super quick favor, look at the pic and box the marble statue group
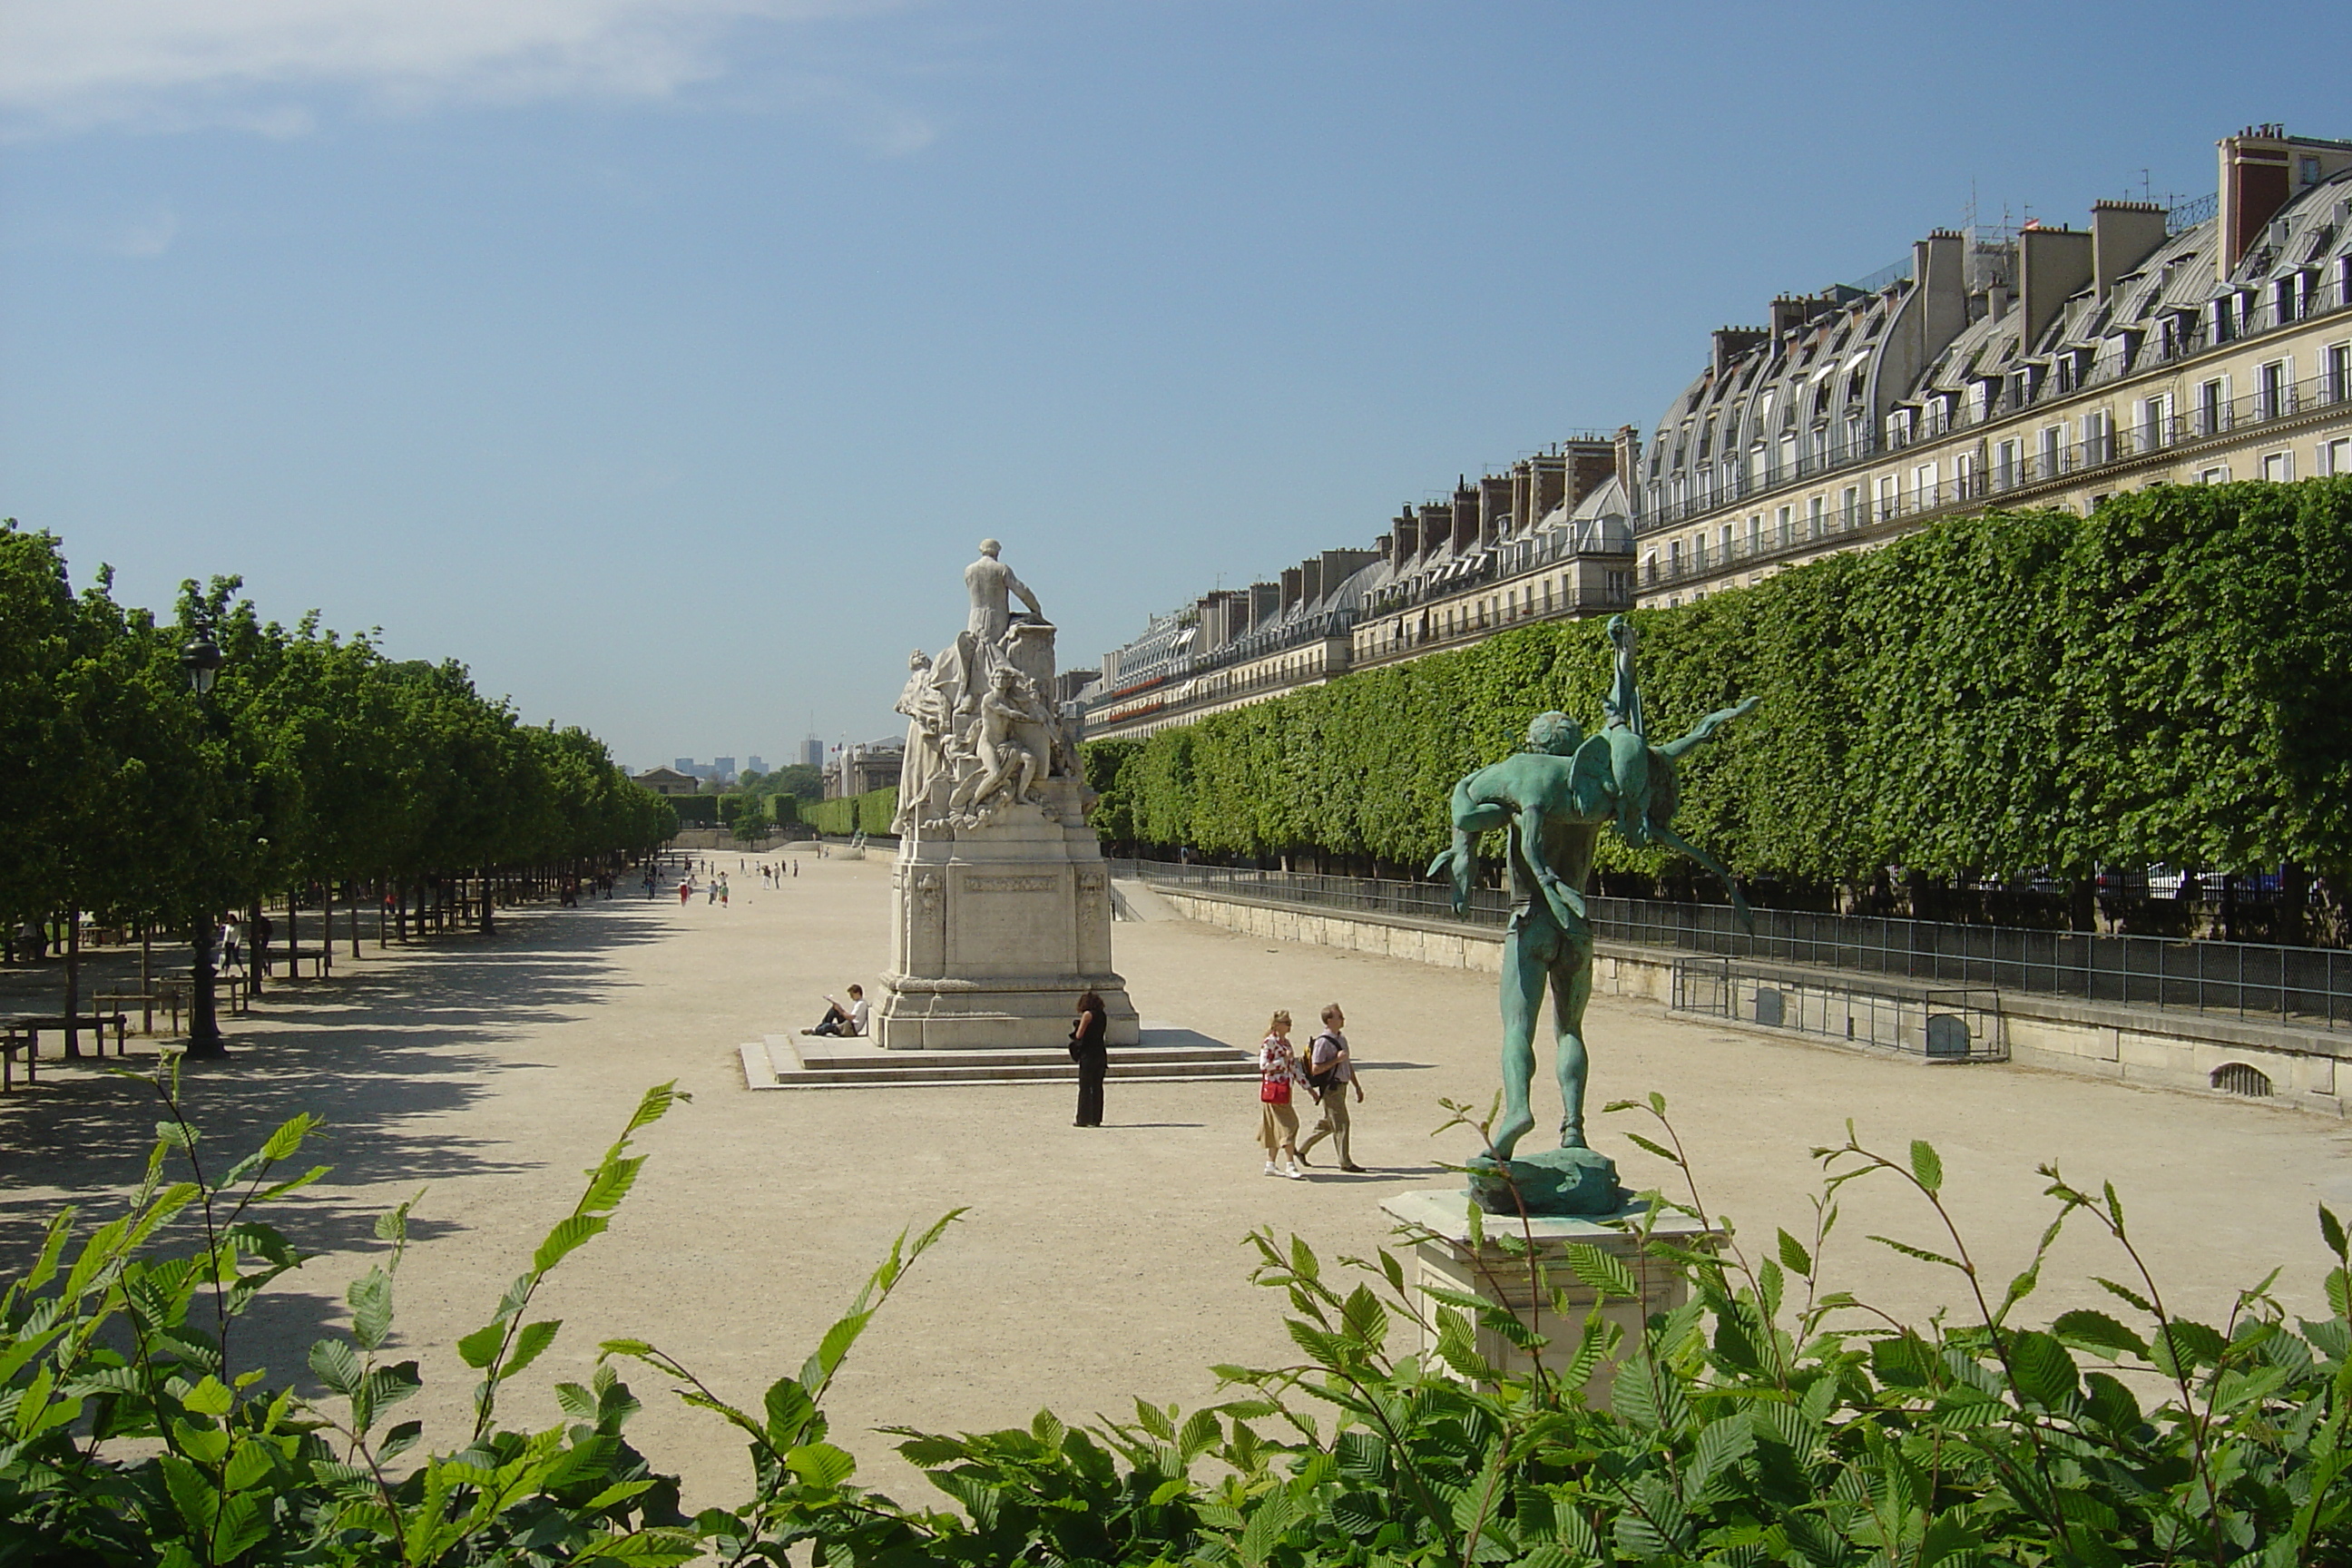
[872,539,1137,1052]
[891,539,1081,835]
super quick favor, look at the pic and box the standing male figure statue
[965,538,1043,648]
[1428,617,1758,1213]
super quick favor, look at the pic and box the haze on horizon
[2,0,2338,769]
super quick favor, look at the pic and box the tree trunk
[480,865,495,936]
[64,914,82,1060]
[2067,877,2096,935]
[141,921,154,1034]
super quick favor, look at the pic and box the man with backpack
[1297,1004,1367,1172]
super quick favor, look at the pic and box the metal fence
[1114,858,2351,1032]
[1672,958,2006,1063]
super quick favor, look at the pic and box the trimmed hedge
[663,793,719,826]
[807,787,898,838]
[1087,479,2352,888]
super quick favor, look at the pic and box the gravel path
[3,845,2346,1510]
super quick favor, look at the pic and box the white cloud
[0,0,916,137]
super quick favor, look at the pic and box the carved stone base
[874,777,1138,1052]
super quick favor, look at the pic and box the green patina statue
[1427,614,1757,1214]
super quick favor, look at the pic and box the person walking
[718,873,730,908]
[679,877,694,906]
[1257,1011,1307,1178]
[1296,1004,1367,1172]
[1069,989,1108,1127]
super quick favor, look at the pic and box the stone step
[743,1027,1259,1091]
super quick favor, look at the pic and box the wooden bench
[95,987,173,1035]
[273,945,332,979]
[4,1014,130,1056]
[0,1025,34,1092]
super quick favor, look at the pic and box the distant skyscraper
[746,754,767,775]
[802,737,823,769]
[673,757,696,774]
[713,756,737,782]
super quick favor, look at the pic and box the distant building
[823,740,905,799]
[1636,124,2352,604]
[672,757,697,775]
[801,737,824,769]
[632,767,701,798]
[712,757,737,783]
[1084,122,2352,734]
[746,754,767,775]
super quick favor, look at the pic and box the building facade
[1635,127,2352,605]
[1082,125,2352,740]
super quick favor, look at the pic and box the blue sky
[2,1,2340,770]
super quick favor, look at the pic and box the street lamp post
[181,626,228,1061]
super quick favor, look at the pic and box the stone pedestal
[873,777,1139,1051]
[1380,1190,1720,1392]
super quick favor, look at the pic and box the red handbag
[1259,1079,1290,1104]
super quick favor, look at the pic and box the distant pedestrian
[1296,1004,1366,1172]
[718,873,730,907]
[218,913,242,973]
[679,877,693,906]
[1069,989,1108,1127]
[791,858,799,877]
[706,878,718,906]
[1257,1011,1306,1179]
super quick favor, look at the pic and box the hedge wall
[665,794,719,826]
[806,787,898,838]
[1087,478,2352,888]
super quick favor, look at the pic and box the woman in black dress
[1071,989,1108,1127]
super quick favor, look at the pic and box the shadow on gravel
[0,901,667,1279]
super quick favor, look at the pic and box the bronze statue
[1427,615,1756,1212]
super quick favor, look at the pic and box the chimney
[2220,126,2294,279]
[2016,225,2092,352]
[1510,461,1534,532]
[1479,474,1513,544]
[1563,440,1614,511]
[1452,480,1480,554]
[1418,503,1450,558]
[1299,558,1325,604]
[1769,294,1821,338]
[1279,566,1302,615]
[1612,425,1642,497]
[1710,327,1768,377]
[1392,510,1418,567]
[2092,201,2169,300]
[1911,230,1969,362]
[1985,283,2011,324]
[1249,580,1281,631]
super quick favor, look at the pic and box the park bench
[4,1013,130,1057]
[95,986,172,1035]
[0,1024,34,1092]
[274,945,331,979]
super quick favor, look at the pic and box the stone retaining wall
[1146,884,2349,1119]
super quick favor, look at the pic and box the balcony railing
[1640,369,2350,590]
[1637,268,2349,536]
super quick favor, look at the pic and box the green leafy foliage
[1088,479,2352,888]
[0,522,676,946]
[5,1075,2348,1565]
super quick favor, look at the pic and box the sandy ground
[4,847,2349,1513]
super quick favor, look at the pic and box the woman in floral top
[1258,1010,1308,1179]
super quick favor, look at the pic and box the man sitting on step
[804,985,869,1037]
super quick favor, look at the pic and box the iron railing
[1640,370,2351,589]
[1633,270,2351,536]
[1114,858,2352,1032]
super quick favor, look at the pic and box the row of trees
[1,521,677,1017]
[1086,479,2352,931]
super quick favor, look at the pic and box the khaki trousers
[1298,1094,1352,1166]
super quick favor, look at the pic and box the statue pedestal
[1380,1191,1720,1392]
[873,778,1139,1051]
